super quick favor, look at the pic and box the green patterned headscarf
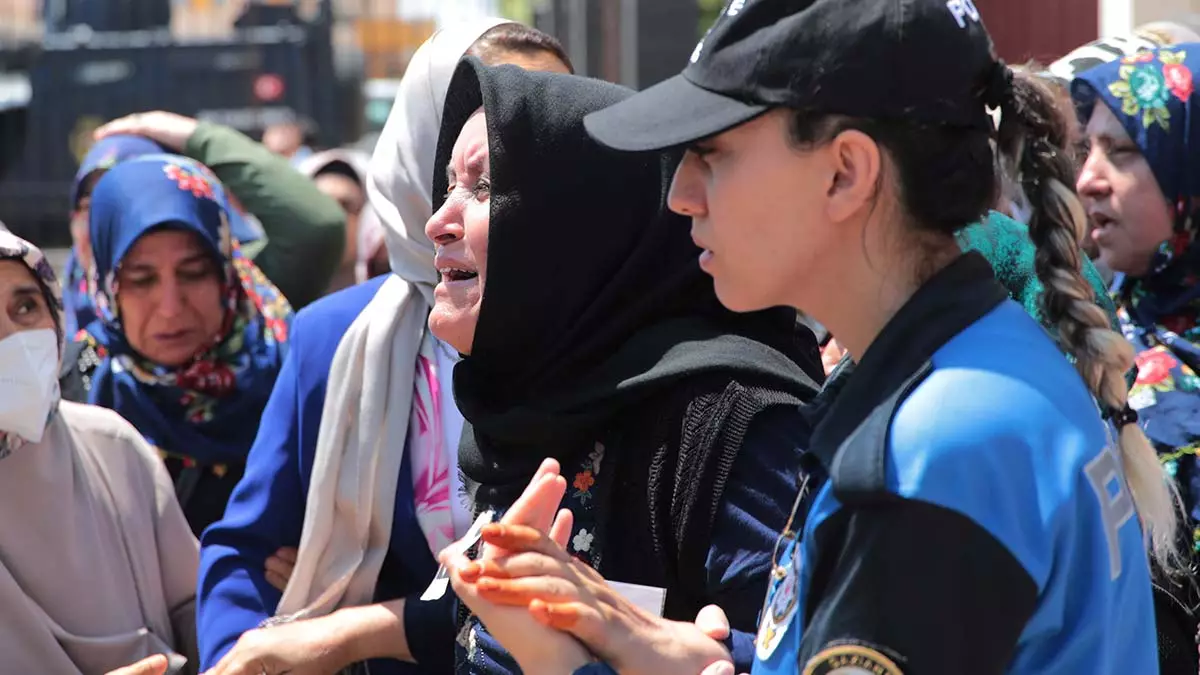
[958,211,1120,333]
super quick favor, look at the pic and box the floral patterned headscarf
[1073,45,1200,552]
[81,154,293,465]
[0,229,64,458]
[1073,44,1198,219]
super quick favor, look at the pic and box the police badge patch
[754,547,799,660]
[802,644,904,675]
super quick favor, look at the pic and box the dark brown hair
[468,23,575,74]
[787,67,1180,569]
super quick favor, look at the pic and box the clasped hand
[441,459,737,675]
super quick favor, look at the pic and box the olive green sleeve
[183,121,345,308]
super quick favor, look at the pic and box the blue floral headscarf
[65,134,266,335]
[1073,44,1199,221]
[81,154,292,466]
[1074,44,1200,551]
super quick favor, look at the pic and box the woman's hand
[440,458,593,675]
[94,112,199,151]
[467,523,732,675]
[265,547,298,592]
[203,613,352,675]
[105,655,169,675]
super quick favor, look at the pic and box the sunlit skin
[439,111,958,675]
[1076,103,1175,276]
[669,109,939,360]
[0,260,55,340]
[259,49,573,594]
[224,48,576,675]
[425,109,491,355]
[669,112,831,314]
[115,229,226,367]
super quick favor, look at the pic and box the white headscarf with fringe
[274,16,509,620]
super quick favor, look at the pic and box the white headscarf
[368,18,509,297]
[295,148,369,185]
[275,17,509,621]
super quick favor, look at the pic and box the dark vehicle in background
[0,0,360,246]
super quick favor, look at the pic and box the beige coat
[0,401,199,674]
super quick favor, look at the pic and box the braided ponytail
[996,69,1182,570]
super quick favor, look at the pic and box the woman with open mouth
[440,1,1177,674]
[423,56,823,675]
[194,19,580,675]
[1075,42,1200,671]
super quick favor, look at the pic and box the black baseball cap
[585,0,1002,152]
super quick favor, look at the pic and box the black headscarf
[434,59,821,504]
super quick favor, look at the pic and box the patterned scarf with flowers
[77,155,292,475]
[1075,45,1200,552]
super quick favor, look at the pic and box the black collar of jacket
[808,251,1009,501]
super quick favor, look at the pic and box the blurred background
[0,0,1194,246]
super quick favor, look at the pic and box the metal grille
[0,0,712,245]
[0,0,437,245]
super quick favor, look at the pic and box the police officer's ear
[823,128,884,225]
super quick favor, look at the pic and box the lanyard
[769,472,810,580]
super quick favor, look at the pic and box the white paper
[421,509,495,601]
[609,581,666,618]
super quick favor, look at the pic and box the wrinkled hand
[467,524,732,675]
[94,111,199,151]
[441,459,592,675]
[104,655,168,675]
[265,546,298,592]
[203,614,349,675]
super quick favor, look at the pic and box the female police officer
[440,1,1180,673]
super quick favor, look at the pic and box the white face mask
[0,328,60,444]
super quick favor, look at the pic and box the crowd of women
[5,0,1200,673]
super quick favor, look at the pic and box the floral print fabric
[457,442,609,674]
[1120,264,1200,552]
[1106,49,1193,131]
[1077,44,1200,553]
[79,155,292,466]
[410,334,456,556]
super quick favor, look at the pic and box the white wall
[1100,0,1134,36]
[1111,0,1200,32]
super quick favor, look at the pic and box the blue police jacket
[752,252,1158,675]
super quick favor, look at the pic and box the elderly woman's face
[0,260,55,341]
[426,110,490,354]
[116,229,225,367]
[1076,103,1175,276]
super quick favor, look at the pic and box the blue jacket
[200,279,813,674]
[196,277,452,674]
[752,253,1158,675]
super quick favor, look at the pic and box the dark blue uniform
[752,253,1158,674]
